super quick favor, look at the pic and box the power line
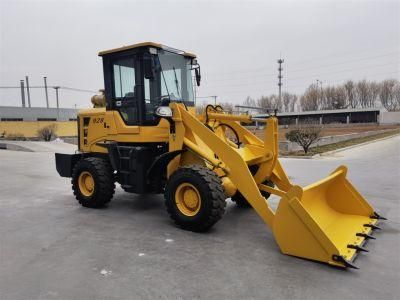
[204,70,400,99]
[0,85,97,93]
[206,51,399,83]
[203,60,398,90]
[206,45,400,78]
[288,52,400,74]
[226,70,400,96]
[59,86,98,93]
[285,61,397,82]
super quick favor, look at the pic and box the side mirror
[195,66,201,86]
[144,56,155,80]
[155,106,173,118]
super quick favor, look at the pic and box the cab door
[111,55,140,125]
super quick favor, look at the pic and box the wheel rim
[78,171,95,197]
[175,183,201,216]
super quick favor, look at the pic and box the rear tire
[71,157,115,208]
[232,180,274,208]
[164,165,226,232]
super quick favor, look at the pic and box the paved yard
[0,136,399,299]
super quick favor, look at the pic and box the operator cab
[99,42,200,126]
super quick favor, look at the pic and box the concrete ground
[0,140,76,153]
[0,136,399,300]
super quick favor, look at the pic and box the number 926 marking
[92,117,104,124]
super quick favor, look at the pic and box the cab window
[113,58,135,98]
[112,57,138,125]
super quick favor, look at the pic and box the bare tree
[285,123,321,154]
[257,95,272,109]
[195,102,207,114]
[323,86,347,109]
[356,80,370,108]
[379,79,399,111]
[290,94,298,112]
[243,96,256,107]
[367,81,380,108]
[300,84,319,111]
[282,92,297,112]
[217,102,234,113]
[37,124,57,141]
[334,86,347,109]
[394,82,400,110]
[269,94,283,111]
[238,79,398,113]
[344,80,358,108]
[257,94,282,111]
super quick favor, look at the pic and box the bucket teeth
[370,211,387,220]
[364,223,381,230]
[332,255,359,269]
[356,232,376,240]
[347,244,369,252]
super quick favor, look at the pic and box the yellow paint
[78,109,169,153]
[175,183,201,216]
[77,100,380,267]
[78,171,94,197]
[0,121,77,138]
[221,177,237,197]
[273,166,377,266]
[170,103,379,267]
[98,41,196,58]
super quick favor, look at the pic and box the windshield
[156,50,194,103]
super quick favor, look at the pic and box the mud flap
[272,166,382,268]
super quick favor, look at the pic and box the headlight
[155,106,173,118]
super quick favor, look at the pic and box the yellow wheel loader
[55,42,385,268]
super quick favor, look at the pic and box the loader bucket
[273,165,381,268]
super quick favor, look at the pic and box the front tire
[71,157,115,208]
[164,165,226,232]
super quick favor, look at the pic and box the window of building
[1,118,23,121]
[37,118,57,121]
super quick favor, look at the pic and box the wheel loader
[55,42,385,268]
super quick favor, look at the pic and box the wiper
[172,67,181,99]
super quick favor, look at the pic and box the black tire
[231,180,274,208]
[71,157,115,208]
[164,165,226,232]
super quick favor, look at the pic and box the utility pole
[316,79,323,108]
[44,76,49,108]
[20,80,26,107]
[54,86,60,120]
[277,58,284,102]
[25,76,31,107]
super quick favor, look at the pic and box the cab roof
[98,42,196,58]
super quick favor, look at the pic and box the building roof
[98,42,196,58]
[0,106,79,121]
[256,107,381,118]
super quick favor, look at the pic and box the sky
[0,0,399,109]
